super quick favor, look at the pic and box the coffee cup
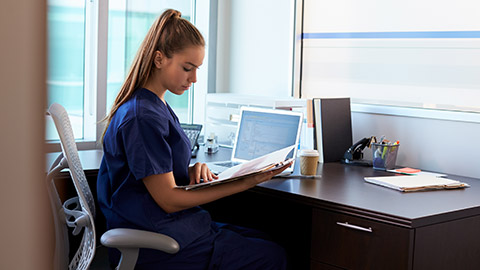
[300,149,319,176]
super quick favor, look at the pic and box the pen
[378,135,385,143]
[382,145,388,159]
[389,140,399,153]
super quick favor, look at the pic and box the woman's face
[156,46,205,96]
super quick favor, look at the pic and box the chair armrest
[101,228,180,254]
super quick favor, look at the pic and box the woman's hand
[188,162,218,185]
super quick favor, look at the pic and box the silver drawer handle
[336,222,373,233]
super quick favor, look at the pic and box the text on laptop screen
[234,110,301,161]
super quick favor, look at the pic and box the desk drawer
[311,208,413,270]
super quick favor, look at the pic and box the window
[107,0,194,122]
[46,0,86,140]
[46,0,203,149]
[300,0,480,116]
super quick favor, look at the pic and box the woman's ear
[153,50,164,69]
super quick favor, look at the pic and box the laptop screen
[232,107,303,161]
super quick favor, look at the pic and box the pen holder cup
[372,143,399,170]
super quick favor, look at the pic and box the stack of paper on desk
[177,145,295,191]
[364,175,469,192]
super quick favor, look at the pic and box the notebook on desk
[206,107,303,175]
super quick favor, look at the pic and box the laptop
[207,107,303,175]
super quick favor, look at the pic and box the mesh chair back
[48,103,96,270]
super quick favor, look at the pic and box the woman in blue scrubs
[97,9,290,270]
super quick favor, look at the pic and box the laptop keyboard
[215,161,241,168]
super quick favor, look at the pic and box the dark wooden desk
[257,163,480,269]
[47,147,480,270]
[194,146,480,270]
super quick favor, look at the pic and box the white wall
[352,112,480,178]
[0,0,53,269]
[301,0,480,109]
[216,0,295,97]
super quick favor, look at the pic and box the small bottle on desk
[205,132,219,154]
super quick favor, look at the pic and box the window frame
[46,0,104,152]
[46,0,210,152]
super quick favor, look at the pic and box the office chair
[46,103,179,270]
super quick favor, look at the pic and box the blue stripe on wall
[303,31,480,39]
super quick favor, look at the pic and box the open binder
[177,145,295,191]
[364,175,469,192]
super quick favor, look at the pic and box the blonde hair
[102,9,205,140]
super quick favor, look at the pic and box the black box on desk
[312,98,352,163]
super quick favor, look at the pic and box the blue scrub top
[97,88,213,258]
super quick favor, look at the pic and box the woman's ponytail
[101,9,205,141]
